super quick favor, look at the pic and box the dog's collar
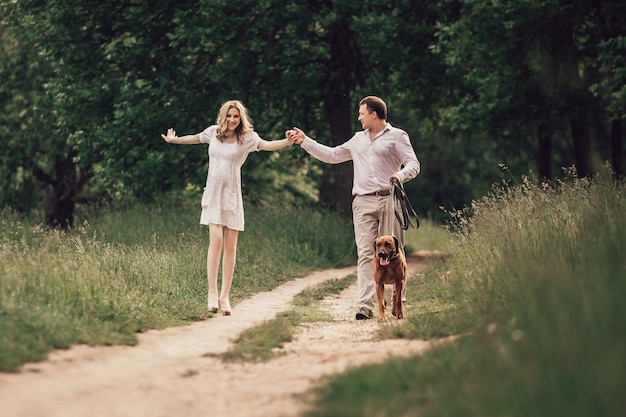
[387,251,401,262]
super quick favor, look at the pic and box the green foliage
[1,0,321,221]
[306,165,626,417]
[1,0,625,227]
[592,34,626,119]
[0,197,355,372]
[432,0,626,180]
[0,23,55,212]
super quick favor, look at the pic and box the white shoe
[220,298,231,316]
[208,294,218,314]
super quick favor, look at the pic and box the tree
[433,0,626,181]
[179,0,369,218]
[4,0,623,227]
[1,0,315,227]
[0,19,61,218]
[588,0,626,177]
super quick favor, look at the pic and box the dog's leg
[376,281,387,321]
[394,281,405,319]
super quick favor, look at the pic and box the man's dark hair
[359,96,387,120]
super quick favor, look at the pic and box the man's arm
[290,127,352,164]
[395,132,420,182]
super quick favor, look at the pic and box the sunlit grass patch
[292,276,356,307]
[378,265,473,340]
[211,275,356,363]
[215,316,295,363]
[404,218,452,254]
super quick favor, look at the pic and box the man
[288,96,420,320]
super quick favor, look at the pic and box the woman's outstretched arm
[257,136,292,152]
[161,128,201,145]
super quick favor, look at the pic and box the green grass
[0,194,355,372]
[211,275,356,363]
[305,166,626,417]
[403,218,452,254]
[4,167,624,416]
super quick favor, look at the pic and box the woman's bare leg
[219,227,239,314]
[207,224,224,311]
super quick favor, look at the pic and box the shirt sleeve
[247,131,262,152]
[395,131,420,182]
[198,125,217,144]
[301,135,353,164]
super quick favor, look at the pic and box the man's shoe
[356,307,373,320]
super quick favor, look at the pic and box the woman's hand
[160,128,177,143]
[287,127,305,145]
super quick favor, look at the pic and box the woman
[161,100,292,315]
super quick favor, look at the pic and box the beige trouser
[352,194,406,314]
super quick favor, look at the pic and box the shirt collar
[364,122,392,139]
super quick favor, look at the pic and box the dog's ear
[393,235,399,252]
[374,239,378,252]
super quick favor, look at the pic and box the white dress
[198,125,261,231]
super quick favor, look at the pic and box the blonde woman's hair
[215,100,254,144]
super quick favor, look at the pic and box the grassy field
[2,167,624,416]
[305,167,626,417]
[0,195,356,372]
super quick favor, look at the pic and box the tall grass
[403,218,451,253]
[306,166,626,417]
[0,195,355,372]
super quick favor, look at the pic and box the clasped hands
[285,127,305,145]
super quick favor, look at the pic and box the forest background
[1,0,625,227]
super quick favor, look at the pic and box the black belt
[362,189,391,197]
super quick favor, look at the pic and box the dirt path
[0,253,451,417]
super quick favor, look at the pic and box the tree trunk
[611,119,623,178]
[326,17,357,219]
[43,152,79,230]
[327,95,354,219]
[537,124,552,180]
[570,111,592,178]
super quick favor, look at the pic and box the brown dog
[373,235,407,321]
